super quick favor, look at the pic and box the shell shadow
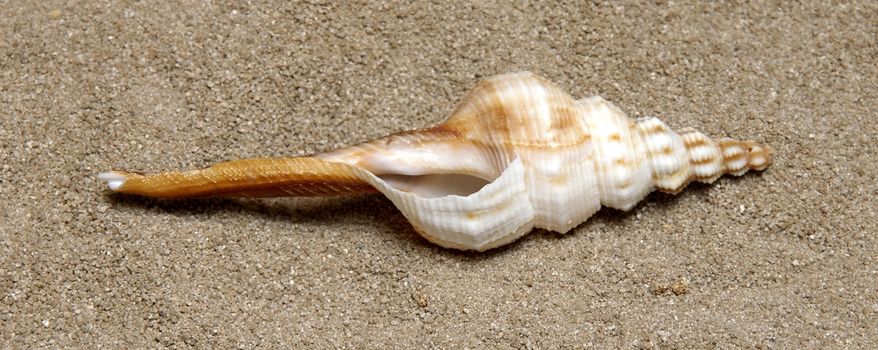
[103,191,427,247]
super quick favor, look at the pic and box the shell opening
[377,173,492,199]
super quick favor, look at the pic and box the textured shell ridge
[98,72,774,251]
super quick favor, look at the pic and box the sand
[2,1,877,348]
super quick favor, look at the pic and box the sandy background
[2,1,877,348]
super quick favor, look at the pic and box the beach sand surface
[2,1,876,347]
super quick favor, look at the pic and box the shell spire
[99,72,773,251]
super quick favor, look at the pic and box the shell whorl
[99,72,773,251]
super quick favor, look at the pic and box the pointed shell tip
[98,172,126,191]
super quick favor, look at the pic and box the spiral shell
[99,72,773,251]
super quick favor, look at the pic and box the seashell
[99,72,773,251]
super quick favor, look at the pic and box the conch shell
[99,72,773,251]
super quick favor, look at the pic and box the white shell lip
[354,158,536,251]
[97,172,126,190]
